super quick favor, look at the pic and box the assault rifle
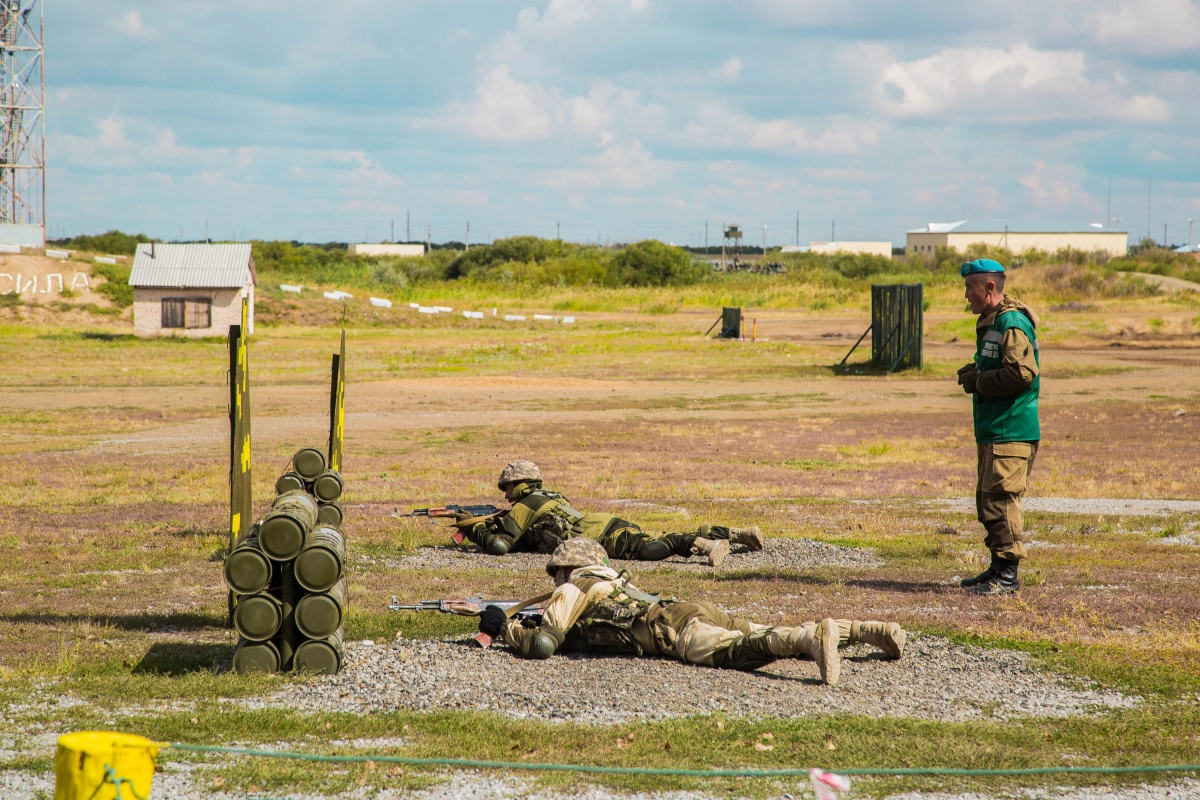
[391,504,502,519]
[391,505,504,545]
[388,595,547,649]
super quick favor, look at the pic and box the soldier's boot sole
[731,526,765,551]
[704,539,729,568]
[816,618,840,686]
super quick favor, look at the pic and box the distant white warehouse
[129,243,256,338]
[780,241,894,257]
[348,243,425,257]
[906,220,1127,258]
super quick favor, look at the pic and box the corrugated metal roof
[908,220,1126,234]
[129,243,256,288]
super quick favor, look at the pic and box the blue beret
[960,259,1005,278]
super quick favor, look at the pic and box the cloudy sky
[49,0,1200,246]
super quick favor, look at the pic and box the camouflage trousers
[596,524,734,561]
[642,601,856,672]
[975,442,1039,562]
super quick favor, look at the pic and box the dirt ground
[1,306,1199,797]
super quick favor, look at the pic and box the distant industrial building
[780,241,894,257]
[906,220,1127,257]
[129,243,256,338]
[348,243,425,257]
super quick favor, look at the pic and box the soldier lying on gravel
[477,538,907,686]
[455,459,764,566]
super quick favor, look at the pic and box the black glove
[956,363,976,381]
[479,605,506,637]
[959,367,979,394]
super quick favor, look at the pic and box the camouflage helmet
[545,537,609,577]
[497,459,542,489]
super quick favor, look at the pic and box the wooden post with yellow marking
[328,327,346,473]
[228,297,253,626]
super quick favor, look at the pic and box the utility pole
[391,220,394,242]
[406,211,410,242]
[426,224,431,254]
[1147,175,1152,242]
[465,221,470,250]
[831,220,835,242]
[556,220,560,241]
[1164,223,1168,247]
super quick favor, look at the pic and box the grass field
[1,277,1199,798]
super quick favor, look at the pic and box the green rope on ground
[168,744,1200,779]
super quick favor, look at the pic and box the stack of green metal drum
[225,447,347,675]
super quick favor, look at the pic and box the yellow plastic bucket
[55,731,159,800]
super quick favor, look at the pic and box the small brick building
[129,244,256,337]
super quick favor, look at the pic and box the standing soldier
[956,259,1041,595]
[477,538,907,685]
[456,460,764,566]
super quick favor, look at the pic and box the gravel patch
[242,634,1135,725]
[935,497,1200,517]
[882,781,1200,800]
[390,537,882,573]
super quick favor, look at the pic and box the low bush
[91,262,133,307]
[49,230,157,256]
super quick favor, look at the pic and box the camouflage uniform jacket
[459,482,632,554]
[503,565,668,658]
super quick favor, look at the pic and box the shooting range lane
[241,633,1136,725]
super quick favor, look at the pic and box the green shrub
[609,240,707,286]
[92,262,133,307]
[49,230,156,256]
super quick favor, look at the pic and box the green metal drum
[317,501,343,527]
[295,579,345,639]
[294,628,344,675]
[233,638,280,674]
[232,592,283,642]
[275,472,305,495]
[312,470,343,502]
[223,531,272,595]
[294,525,346,593]
[259,490,318,561]
[292,447,327,480]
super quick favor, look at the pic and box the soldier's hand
[479,605,506,637]
[960,367,979,394]
[956,363,976,382]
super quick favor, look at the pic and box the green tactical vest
[500,490,584,543]
[973,307,1040,443]
[563,571,663,656]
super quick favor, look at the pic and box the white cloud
[421,66,666,145]
[876,42,1170,123]
[460,65,555,141]
[1085,0,1200,55]
[681,103,882,155]
[543,139,670,190]
[1019,160,1089,208]
[118,10,152,39]
[716,57,743,82]
[96,116,128,150]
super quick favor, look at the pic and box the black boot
[960,553,999,588]
[971,558,1019,595]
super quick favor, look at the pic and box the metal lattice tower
[0,0,42,241]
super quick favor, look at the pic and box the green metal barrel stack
[227,447,347,675]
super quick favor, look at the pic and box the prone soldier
[477,538,907,685]
[456,460,764,566]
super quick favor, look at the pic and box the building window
[162,298,212,329]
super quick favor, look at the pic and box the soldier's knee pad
[637,539,672,561]
[487,538,511,555]
[529,633,558,659]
